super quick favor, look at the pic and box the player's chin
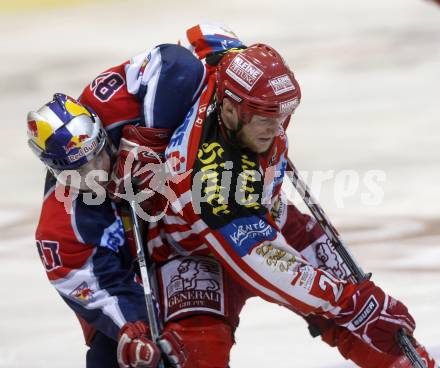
[252,138,274,153]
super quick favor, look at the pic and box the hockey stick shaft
[128,200,165,368]
[286,161,369,284]
[285,159,426,368]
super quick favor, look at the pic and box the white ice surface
[0,0,439,367]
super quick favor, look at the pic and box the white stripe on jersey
[203,232,289,305]
[149,234,163,251]
[165,228,193,243]
[191,66,206,101]
[149,220,209,257]
[201,223,341,314]
[192,218,208,233]
[163,214,187,226]
[170,190,192,213]
[124,47,162,128]
[164,235,209,256]
[105,118,142,132]
[142,49,162,128]
[43,183,56,202]
[164,219,209,253]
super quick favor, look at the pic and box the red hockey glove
[157,329,188,368]
[117,321,187,368]
[107,125,172,209]
[336,280,415,356]
[117,321,160,368]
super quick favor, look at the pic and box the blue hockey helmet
[27,93,107,176]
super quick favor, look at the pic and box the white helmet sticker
[224,89,243,102]
[226,54,263,91]
[279,98,300,114]
[269,74,295,95]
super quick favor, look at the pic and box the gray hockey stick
[128,200,165,368]
[285,158,426,368]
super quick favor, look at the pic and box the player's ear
[220,98,239,130]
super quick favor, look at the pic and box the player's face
[77,148,111,191]
[236,114,284,153]
[57,148,111,192]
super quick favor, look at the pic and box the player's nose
[266,119,280,135]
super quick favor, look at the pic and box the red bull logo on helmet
[64,134,90,154]
[28,120,38,137]
[65,97,92,118]
[67,138,98,163]
[27,119,55,150]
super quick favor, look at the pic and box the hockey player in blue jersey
[27,24,245,368]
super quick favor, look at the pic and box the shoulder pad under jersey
[125,44,206,130]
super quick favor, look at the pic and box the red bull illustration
[70,282,94,303]
[27,119,55,150]
[64,134,90,154]
[27,120,38,137]
[65,97,92,118]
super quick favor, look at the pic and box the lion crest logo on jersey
[160,257,225,322]
[316,239,351,280]
[168,259,220,292]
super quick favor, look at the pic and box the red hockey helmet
[216,43,301,124]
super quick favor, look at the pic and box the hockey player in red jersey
[113,44,436,367]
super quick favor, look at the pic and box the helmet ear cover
[216,43,301,128]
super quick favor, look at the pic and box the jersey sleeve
[79,44,205,147]
[274,192,354,280]
[35,175,147,340]
[124,44,205,129]
[79,62,142,146]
